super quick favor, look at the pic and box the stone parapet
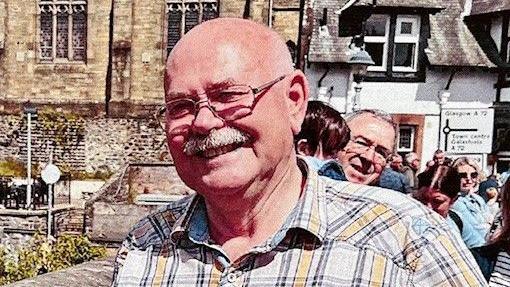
[0,205,76,247]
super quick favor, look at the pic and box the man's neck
[204,157,304,261]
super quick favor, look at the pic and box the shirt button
[226,272,238,283]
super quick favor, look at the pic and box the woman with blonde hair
[451,157,493,249]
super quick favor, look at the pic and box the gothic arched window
[38,0,87,62]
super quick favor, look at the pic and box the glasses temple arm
[252,75,287,94]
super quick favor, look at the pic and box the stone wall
[0,0,301,106]
[0,112,167,174]
[84,117,167,172]
[1,0,111,103]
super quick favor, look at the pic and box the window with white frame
[397,125,415,152]
[364,14,389,72]
[393,16,420,72]
[166,0,219,56]
[364,14,420,73]
[38,0,87,62]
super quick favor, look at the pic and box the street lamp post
[347,47,374,113]
[23,105,37,209]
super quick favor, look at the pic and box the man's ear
[296,139,312,156]
[285,70,309,135]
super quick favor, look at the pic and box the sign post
[41,163,61,239]
[439,108,494,154]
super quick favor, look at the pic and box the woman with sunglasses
[451,157,494,249]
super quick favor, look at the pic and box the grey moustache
[183,127,251,156]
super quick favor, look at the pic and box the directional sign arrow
[442,119,477,152]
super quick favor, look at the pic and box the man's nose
[190,103,224,135]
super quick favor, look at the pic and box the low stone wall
[0,205,80,248]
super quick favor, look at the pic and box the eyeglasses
[347,137,392,165]
[459,172,479,179]
[154,75,288,129]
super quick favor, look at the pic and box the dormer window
[393,16,420,72]
[363,13,425,81]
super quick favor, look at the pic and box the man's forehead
[166,41,255,92]
[348,115,395,148]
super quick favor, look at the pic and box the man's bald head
[165,18,294,91]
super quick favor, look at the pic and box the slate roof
[471,0,510,16]
[427,0,494,67]
[308,0,495,67]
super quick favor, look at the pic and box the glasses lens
[166,100,195,119]
[210,86,252,103]
[210,87,254,121]
[349,139,387,165]
[459,172,478,179]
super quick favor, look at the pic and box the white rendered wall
[306,65,497,112]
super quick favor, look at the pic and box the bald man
[112,19,486,286]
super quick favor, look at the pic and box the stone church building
[0,0,300,174]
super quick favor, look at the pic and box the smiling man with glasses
[112,18,486,286]
[336,109,396,186]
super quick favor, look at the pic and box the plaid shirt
[112,160,486,286]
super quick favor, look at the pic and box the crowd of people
[112,18,505,286]
[297,100,510,285]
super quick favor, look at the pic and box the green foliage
[0,234,107,285]
[69,169,114,181]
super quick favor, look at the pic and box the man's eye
[212,87,250,103]
[432,199,444,205]
[354,139,369,147]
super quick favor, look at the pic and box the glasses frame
[154,74,288,129]
[347,137,392,166]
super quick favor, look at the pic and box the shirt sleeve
[411,222,488,286]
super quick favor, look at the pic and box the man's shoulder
[317,177,462,262]
[123,195,195,249]
[320,177,438,220]
[318,177,447,238]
